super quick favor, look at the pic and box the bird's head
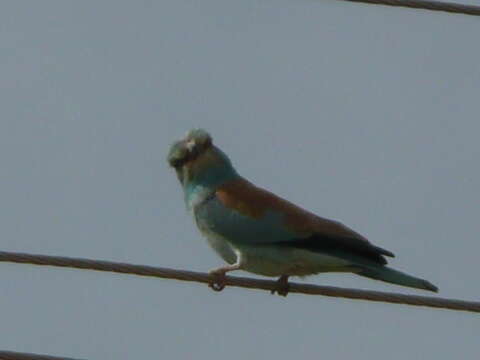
[168,129,237,190]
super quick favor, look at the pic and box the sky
[1,1,479,359]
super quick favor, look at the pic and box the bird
[167,129,438,295]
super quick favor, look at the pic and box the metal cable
[341,0,480,16]
[1,251,479,313]
[0,351,84,360]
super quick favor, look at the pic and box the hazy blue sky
[1,1,479,359]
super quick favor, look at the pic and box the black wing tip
[281,236,395,266]
[423,280,439,293]
[375,246,395,258]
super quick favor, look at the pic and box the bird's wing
[209,177,394,265]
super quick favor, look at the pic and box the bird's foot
[208,269,227,292]
[271,275,290,297]
[207,263,241,292]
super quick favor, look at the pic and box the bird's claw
[208,271,227,292]
[271,276,290,297]
[271,285,289,297]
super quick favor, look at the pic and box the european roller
[168,129,438,295]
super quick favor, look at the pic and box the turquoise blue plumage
[168,129,438,295]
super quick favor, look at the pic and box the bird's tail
[358,265,438,292]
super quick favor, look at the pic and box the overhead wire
[0,251,478,313]
[0,350,84,360]
[339,0,480,16]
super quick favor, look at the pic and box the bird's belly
[237,245,354,277]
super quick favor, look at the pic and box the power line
[0,350,84,360]
[340,0,480,16]
[1,251,479,313]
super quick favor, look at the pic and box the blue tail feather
[358,266,438,292]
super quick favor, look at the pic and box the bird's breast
[193,202,238,265]
[193,195,296,245]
